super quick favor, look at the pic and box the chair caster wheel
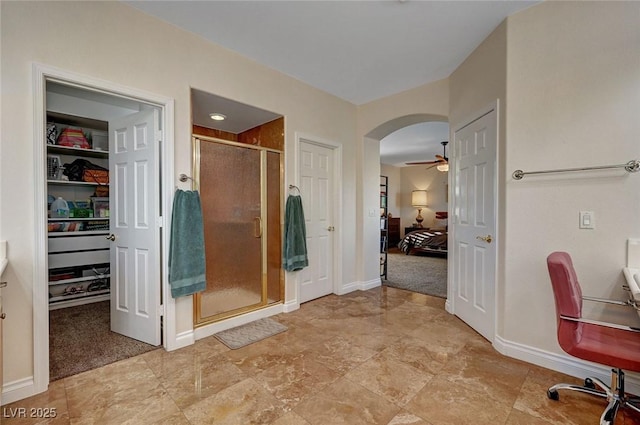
[547,389,559,400]
[584,378,596,389]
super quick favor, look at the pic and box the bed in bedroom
[398,228,447,255]
[398,211,448,256]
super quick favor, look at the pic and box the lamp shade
[411,190,428,207]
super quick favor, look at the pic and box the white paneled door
[109,109,161,345]
[298,141,335,303]
[452,109,497,342]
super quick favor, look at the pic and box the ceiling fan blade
[406,160,441,165]
[435,154,447,161]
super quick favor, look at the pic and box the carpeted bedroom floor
[383,248,447,298]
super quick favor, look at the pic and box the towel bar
[178,173,194,183]
[512,160,640,180]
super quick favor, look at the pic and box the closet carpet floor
[8,286,639,425]
[49,301,160,381]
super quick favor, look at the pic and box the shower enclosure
[192,135,283,326]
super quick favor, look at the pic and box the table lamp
[411,190,428,227]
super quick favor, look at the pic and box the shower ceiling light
[209,113,226,121]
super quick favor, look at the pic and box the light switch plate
[579,211,595,229]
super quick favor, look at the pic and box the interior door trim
[294,132,343,305]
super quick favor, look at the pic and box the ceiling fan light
[436,163,449,172]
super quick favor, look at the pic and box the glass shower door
[196,140,263,322]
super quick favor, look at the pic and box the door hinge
[157,305,164,317]
[156,216,163,227]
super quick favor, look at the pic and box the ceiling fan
[406,141,449,172]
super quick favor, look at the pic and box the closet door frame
[31,63,176,403]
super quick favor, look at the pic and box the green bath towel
[169,190,206,297]
[283,195,309,272]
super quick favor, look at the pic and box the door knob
[327,226,335,232]
[105,234,116,241]
[0,312,5,320]
[476,235,492,244]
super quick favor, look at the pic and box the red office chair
[547,252,640,424]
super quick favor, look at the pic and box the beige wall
[0,1,356,389]
[503,1,640,353]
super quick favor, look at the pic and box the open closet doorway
[379,121,450,299]
[33,66,174,388]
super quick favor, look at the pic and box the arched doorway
[361,114,449,298]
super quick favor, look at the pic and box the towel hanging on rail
[283,194,309,272]
[169,189,206,297]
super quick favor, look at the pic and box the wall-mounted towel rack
[512,160,640,180]
[288,184,301,195]
[178,173,194,183]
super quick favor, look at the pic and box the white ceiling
[125,0,537,163]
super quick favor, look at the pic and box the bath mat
[214,317,288,349]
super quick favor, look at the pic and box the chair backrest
[547,252,583,320]
[547,252,584,353]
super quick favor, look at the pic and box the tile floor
[3,286,640,424]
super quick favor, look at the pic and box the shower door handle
[254,217,263,238]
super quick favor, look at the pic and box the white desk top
[0,258,7,278]
[623,267,640,304]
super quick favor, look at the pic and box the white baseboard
[2,377,35,406]
[338,279,380,295]
[282,299,300,313]
[494,334,640,395]
[360,278,382,291]
[337,281,361,295]
[193,303,284,341]
[167,330,195,352]
[444,298,452,314]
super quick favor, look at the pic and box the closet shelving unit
[46,112,110,310]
